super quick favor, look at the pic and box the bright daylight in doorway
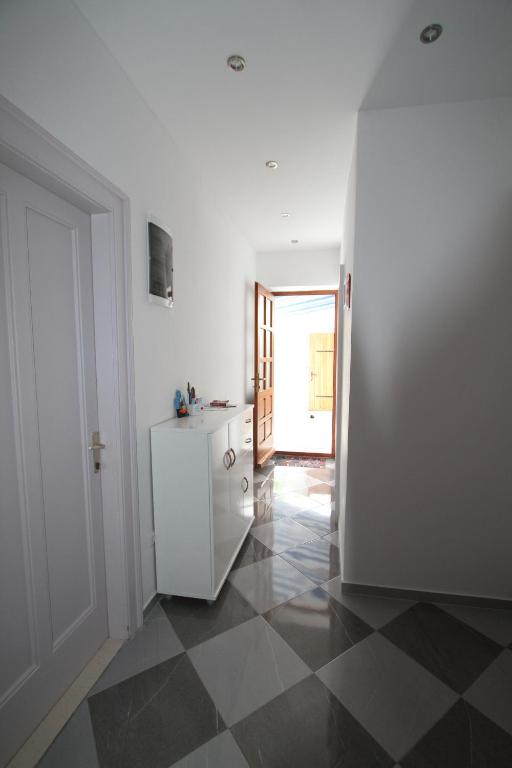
[274,293,336,455]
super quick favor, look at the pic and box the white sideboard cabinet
[150,405,254,600]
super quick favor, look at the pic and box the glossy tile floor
[37,463,512,767]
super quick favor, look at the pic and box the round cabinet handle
[223,450,232,470]
[242,476,249,493]
[229,448,236,466]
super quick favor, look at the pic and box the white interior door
[0,163,108,765]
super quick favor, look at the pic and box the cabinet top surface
[151,404,253,435]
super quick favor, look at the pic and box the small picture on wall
[148,217,173,308]
[344,272,352,309]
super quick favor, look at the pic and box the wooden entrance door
[253,282,275,467]
[309,332,335,411]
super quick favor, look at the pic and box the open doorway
[273,291,337,457]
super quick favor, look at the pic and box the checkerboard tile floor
[37,463,512,767]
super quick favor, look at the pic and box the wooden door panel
[253,283,275,467]
[309,332,335,411]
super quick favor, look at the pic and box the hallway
[38,463,512,767]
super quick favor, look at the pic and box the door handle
[88,431,105,473]
[244,437,252,444]
[223,450,232,470]
[229,448,236,466]
[241,476,249,493]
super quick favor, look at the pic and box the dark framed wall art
[147,217,174,308]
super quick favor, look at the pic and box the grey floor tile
[317,632,458,762]
[280,537,341,584]
[232,675,393,768]
[171,731,248,767]
[464,649,512,736]
[161,582,257,649]
[250,517,319,554]
[89,653,225,768]
[91,602,184,694]
[264,586,372,670]
[228,555,317,614]
[322,578,413,628]
[188,616,310,727]
[401,699,512,768]
[437,602,512,646]
[291,507,337,537]
[380,602,502,693]
[232,534,274,570]
[37,701,98,768]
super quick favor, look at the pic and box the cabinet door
[240,410,254,519]
[228,415,254,527]
[210,424,233,592]
[240,446,254,520]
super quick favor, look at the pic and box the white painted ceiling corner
[73,0,512,252]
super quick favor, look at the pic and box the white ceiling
[73,0,413,252]
[73,0,512,253]
[363,0,512,110]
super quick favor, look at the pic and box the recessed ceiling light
[280,212,290,218]
[420,23,442,44]
[227,54,246,72]
[291,239,299,244]
[266,160,279,170]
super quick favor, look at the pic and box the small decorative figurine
[175,389,189,418]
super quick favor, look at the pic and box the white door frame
[0,95,142,639]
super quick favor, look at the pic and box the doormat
[273,454,327,468]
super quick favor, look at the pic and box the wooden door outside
[309,332,335,411]
[253,282,275,467]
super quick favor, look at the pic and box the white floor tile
[189,617,310,726]
[250,517,319,554]
[228,556,317,613]
[317,633,457,761]
[172,731,249,767]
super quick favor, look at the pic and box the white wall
[256,248,340,289]
[343,98,512,599]
[0,0,255,605]
[337,141,357,555]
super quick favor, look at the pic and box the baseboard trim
[7,639,122,768]
[341,582,512,610]
[143,591,159,618]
